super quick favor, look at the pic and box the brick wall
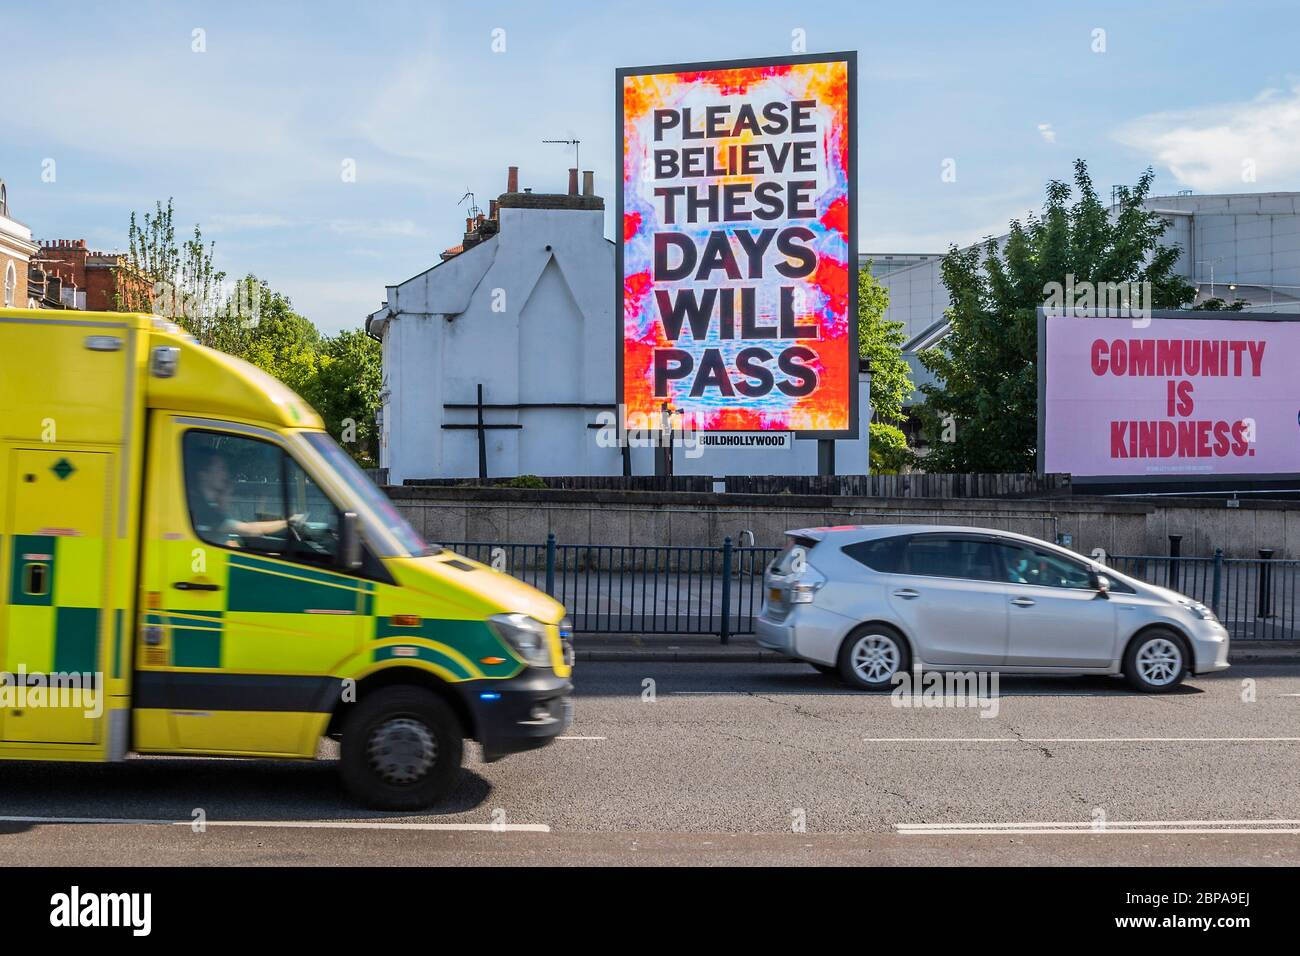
[37,240,149,311]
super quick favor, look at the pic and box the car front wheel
[1123,629,1188,692]
[838,625,910,691]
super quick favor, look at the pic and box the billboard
[617,52,857,437]
[1038,310,1300,482]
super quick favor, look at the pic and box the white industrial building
[366,166,871,484]
[870,191,1300,402]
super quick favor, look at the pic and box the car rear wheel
[340,687,464,809]
[838,625,910,691]
[1123,629,1188,692]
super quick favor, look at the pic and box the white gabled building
[366,166,629,484]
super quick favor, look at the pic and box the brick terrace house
[34,239,153,311]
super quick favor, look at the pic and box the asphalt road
[2,661,1299,865]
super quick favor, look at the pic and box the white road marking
[898,819,1300,836]
[865,736,1300,743]
[0,815,550,832]
[558,735,606,740]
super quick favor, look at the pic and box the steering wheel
[287,512,311,544]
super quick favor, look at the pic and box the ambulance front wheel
[340,687,464,810]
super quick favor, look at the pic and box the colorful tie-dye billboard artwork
[617,53,857,437]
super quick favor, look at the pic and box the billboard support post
[817,438,835,475]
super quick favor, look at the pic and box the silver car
[756,525,1230,692]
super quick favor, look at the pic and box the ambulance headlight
[489,613,552,667]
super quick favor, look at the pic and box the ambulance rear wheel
[340,687,463,810]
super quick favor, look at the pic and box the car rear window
[770,534,820,574]
[842,535,907,572]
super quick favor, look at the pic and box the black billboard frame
[1036,307,1300,493]
[614,50,859,442]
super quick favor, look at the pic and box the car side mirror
[1091,571,1111,596]
[339,511,363,570]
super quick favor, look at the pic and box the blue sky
[4,0,1299,332]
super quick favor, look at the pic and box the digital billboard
[617,52,857,437]
[1038,310,1300,482]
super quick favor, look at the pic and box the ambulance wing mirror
[150,345,180,378]
[339,512,363,570]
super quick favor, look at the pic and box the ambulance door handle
[173,581,221,592]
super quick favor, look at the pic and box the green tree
[917,160,1195,472]
[117,199,228,344]
[232,280,322,398]
[1191,297,1247,311]
[857,264,914,472]
[304,329,382,467]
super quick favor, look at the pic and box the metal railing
[1108,549,1299,640]
[445,537,1300,642]
[446,535,780,641]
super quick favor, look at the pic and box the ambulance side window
[182,430,343,571]
[284,456,340,569]
[183,431,289,556]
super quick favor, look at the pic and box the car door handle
[1010,597,1036,607]
[173,581,221,592]
[893,588,920,600]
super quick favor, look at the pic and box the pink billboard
[1041,312,1300,479]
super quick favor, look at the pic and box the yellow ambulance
[0,308,573,809]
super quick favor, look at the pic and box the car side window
[899,536,997,581]
[996,542,1094,590]
[841,535,907,572]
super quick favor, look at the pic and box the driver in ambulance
[189,448,305,546]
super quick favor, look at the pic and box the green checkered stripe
[6,533,100,674]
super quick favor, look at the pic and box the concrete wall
[386,485,1300,560]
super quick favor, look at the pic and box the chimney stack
[567,168,579,196]
[489,199,498,219]
[582,170,594,197]
[507,165,519,193]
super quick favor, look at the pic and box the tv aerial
[458,189,482,220]
[543,137,581,176]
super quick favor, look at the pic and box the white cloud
[1037,123,1057,144]
[1115,83,1300,191]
